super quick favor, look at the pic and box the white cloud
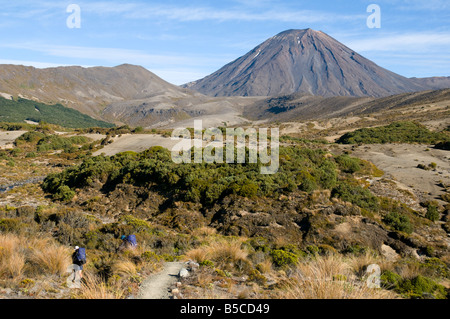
[0,59,75,69]
[345,32,450,52]
[121,5,363,23]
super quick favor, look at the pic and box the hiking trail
[136,262,185,299]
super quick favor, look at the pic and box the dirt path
[137,262,185,299]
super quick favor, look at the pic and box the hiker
[118,234,138,252]
[72,246,86,281]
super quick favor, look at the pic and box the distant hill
[243,88,450,122]
[184,29,449,98]
[0,96,115,128]
[0,64,187,119]
[0,64,258,128]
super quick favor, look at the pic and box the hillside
[0,96,114,128]
[243,88,450,122]
[0,63,262,128]
[0,64,189,119]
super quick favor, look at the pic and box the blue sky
[0,0,449,85]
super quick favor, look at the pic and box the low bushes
[382,212,413,234]
[337,121,449,145]
[331,181,380,211]
[42,146,376,208]
[381,270,447,299]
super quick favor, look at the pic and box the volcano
[184,29,442,98]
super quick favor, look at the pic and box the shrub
[134,126,144,133]
[199,260,215,268]
[331,182,379,211]
[337,121,450,145]
[270,249,298,267]
[335,155,361,174]
[380,270,403,289]
[425,205,440,222]
[383,212,413,234]
[398,275,447,299]
[53,185,75,202]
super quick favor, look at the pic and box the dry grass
[185,239,249,269]
[77,272,125,299]
[191,226,217,237]
[30,244,71,276]
[0,233,70,280]
[185,247,209,264]
[112,259,138,277]
[276,254,397,299]
[0,234,27,279]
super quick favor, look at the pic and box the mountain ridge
[0,63,185,119]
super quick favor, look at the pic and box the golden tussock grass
[276,254,397,299]
[77,272,125,299]
[185,239,249,268]
[112,259,138,277]
[0,233,70,280]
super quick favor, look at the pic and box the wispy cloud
[346,32,450,52]
[65,1,362,23]
[0,42,232,84]
[2,42,222,65]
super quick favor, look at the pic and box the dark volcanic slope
[184,29,430,98]
[243,89,450,122]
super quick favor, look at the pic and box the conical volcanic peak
[184,29,429,98]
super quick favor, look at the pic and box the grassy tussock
[0,233,70,281]
[276,255,397,299]
[77,272,125,299]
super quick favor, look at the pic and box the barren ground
[339,143,450,204]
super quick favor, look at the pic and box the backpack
[126,235,137,247]
[76,247,86,264]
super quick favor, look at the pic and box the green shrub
[270,249,298,267]
[248,269,267,285]
[53,185,76,202]
[383,212,413,234]
[0,218,24,233]
[0,96,114,128]
[425,205,440,222]
[331,182,379,211]
[380,270,403,289]
[335,155,361,174]
[134,126,144,133]
[337,121,450,145]
[398,275,447,299]
[199,260,215,268]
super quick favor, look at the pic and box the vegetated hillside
[37,145,450,299]
[0,63,190,119]
[0,97,114,128]
[1,122,449,299]
[0,63,259,128]
[184,29,439,98]
[242,88,450,122]
[336,121,450,145]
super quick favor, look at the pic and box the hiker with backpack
[72,246,86,281]
[118,234,138,252]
